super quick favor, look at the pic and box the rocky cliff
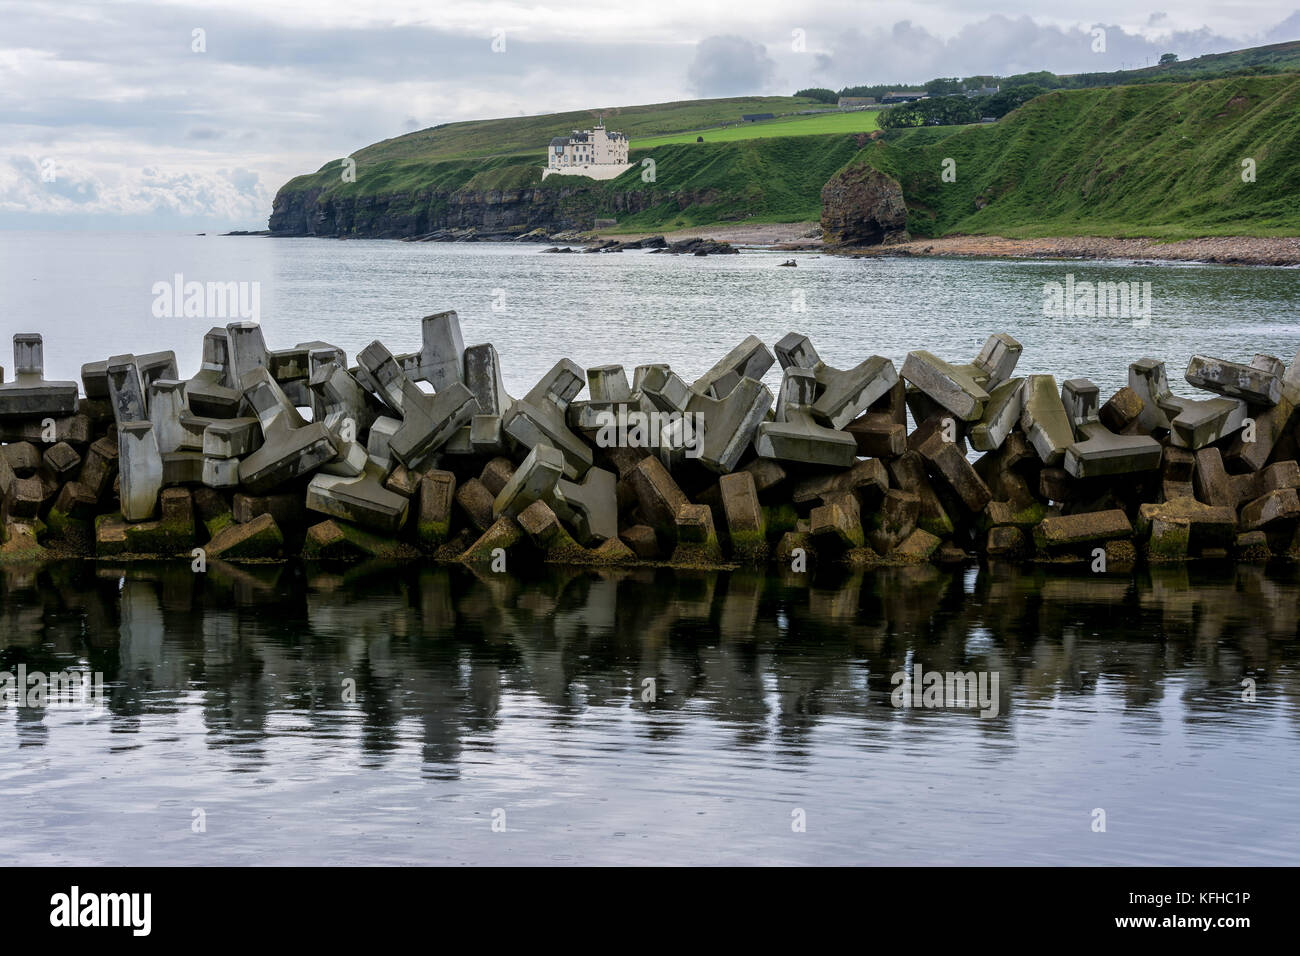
[819,165,909,246]
[269,135,866,239]
[270,178,741,240]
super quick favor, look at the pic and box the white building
[542,123,632,180]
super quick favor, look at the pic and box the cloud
[1264,11,1300,43]
[811,14,1274,84]
[0,151,269,222]
[687,35,777,96]
[1,1,1298,228]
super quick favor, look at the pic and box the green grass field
[347,96,821,166]
[859,74,1300,238]
[631,110,880,148]
[274,56,1300,241]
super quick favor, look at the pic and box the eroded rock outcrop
[820,164,909,246]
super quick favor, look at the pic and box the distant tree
[1159,53,1179,65]
[837,84,899,100]
[925,77,963,96]
[1002,70,1062,90]
[795,87,838,104]
[984,84,1046,118]
[878,95,982,129]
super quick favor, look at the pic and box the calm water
[1,233,1299,865]
[1,560,1298,866]
[1,232,1298,401]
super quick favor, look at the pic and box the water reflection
[3,559,1297,773]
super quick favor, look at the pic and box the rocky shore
[3,318,1300,572]
[847,234,1300,267]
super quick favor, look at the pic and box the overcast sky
[3,0,1298,230]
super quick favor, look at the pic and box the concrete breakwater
[2,315,1299,570]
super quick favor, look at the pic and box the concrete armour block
[203,417,261,459]
[0,413,91,446]
[1223,389,1298,472]
[185,327,241,418]
[551,466,618,544]
[78,436,119,499]
[693,334,775,400]
[502,359,593,480]
[493,444,564,519]
[479,456,516,497]
[306,461,410,534]
[969,333,1023,385]
[462,343,513,453]
[755,367,857,468]
[620,524,659,559]
[1033,509,1132,550]
[810,355,898,431]
[1136,498,1237,553]
[202,457,240,489]
[117,421,163,522]
[357,340,478,468]
[105,354,147,426]
[236,367,339,495]
[1240,487,1300,531]
[662,376,772,474]
[206,511,283,559]
[0,334,78,420]
[416,470,456,548]
[52,480,97,521]
[719,471,767,560]
[455,477,495,532]
[308,360,380,438]
[1099,386,1145,433]
[887,451,954,538]
[516,500,585,559]
[628,456,689,537]
[461,515,524,563]
[671,503,723,563]
[845,412,906,458]
[774,332,898,430]
[226,321,271,384]
[2,442,40,475]
[869,489,920,554]
[1061,378,1163,478]
[917,431,993,513]
[41,441,81,479]
[969,377,1024,452]
[1130,358,1249,448]
[1193,447,1234,506]
[396,310,465,391]
[809,492,865,550]
[1020,374,1074,466]
[1186,354,1282,406]
[900,350,989,422]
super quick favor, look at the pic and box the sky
[3,0,1298,231]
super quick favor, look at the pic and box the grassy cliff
[271,73,1300,240]
[857,74,1300,238]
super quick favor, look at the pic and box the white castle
[542,120,632,180]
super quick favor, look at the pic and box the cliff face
[270,184,581,238]
[819,165,909,245]
[269,179,738,239]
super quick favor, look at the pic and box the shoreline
[591,223,1300,266]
